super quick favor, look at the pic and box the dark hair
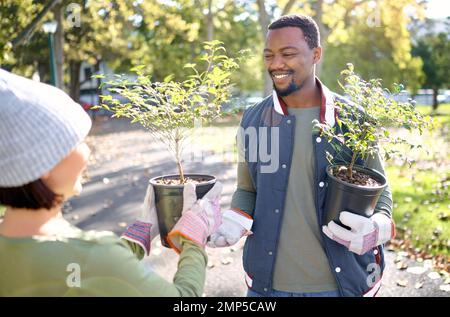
[268,14,320,49]
[0,179,63,210]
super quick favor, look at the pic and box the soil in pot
[324,165,387,227]
[332,165,381,187]
[150,174,216,248]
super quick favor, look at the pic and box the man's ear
[313,46,322,64]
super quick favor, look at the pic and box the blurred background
[0,0,449,296]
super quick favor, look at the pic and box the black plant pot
[150,174,216,248]
[323,165,387,227]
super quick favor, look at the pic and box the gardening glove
[322,211,395,255]
[120,184,159,257]
[167,181,223,253]
[207,209,253,248]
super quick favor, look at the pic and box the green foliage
[97,41,241,182]
[412,18,450,94]
[313,64,434,178]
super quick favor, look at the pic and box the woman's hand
[167,182,223,253]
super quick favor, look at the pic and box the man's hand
[322,211,395,255]
[120,184,159,257]
[207,209,253,248]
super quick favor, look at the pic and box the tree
[62,0,142,102]
[97,41,241,182]
[412,18,450,110]
[314,63,433,179]
[253,0,425,97]
[0,0,47,74]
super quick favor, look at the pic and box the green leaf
[164,74,175,83]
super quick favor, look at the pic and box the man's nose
[268,54,285,70]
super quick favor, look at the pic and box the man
[207,14,395,297]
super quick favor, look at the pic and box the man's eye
[264,55,273,59]
[283,53,297,57]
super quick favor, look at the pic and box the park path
[66,117,449,297]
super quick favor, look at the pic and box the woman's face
[42,142,91,200]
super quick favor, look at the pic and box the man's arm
[207,124,256,247]
[230,161,256,218]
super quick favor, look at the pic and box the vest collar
[272,77,336,127]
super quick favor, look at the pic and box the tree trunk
[432,88,439,111]
[94,59,102,105]
[175,129,185,183]
[37,61,47,83]
[206,0,214,41]
[313,0,328,77]
[69,60,81,103]
[256,0,272,97]
[53,3,64,89]
[11,0,62,48]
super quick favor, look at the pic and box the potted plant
[313,64,433,226]
[95,41,242,246]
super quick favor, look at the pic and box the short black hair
[0,179,63,210]
[268,14,320,49]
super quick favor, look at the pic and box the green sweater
[0,224,207,296]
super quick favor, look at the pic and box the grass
[386,103,450,256]
[386,165,449,255]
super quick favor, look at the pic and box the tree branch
[12,0,63,48]
[282,0,297,16]
[256,0,270,39]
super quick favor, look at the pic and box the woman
[0,69,222,296]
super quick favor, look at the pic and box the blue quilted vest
[240,80,385,297]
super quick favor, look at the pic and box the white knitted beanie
[0,69,92,187]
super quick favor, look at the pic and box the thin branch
[282,0,297,16]
[12,0,63,47]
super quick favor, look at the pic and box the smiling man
[207,14,395,297]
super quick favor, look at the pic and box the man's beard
[272,75,305,97]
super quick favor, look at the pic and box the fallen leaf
[414,282,424,289]
[437,213,448,221]
[427,272,441,280]
[396,261,408,270]
[439,285,450,292]
[423,260,434,269]
[103,178,110,184]
[406,266,428,275]
[207,261,215,269]
[396,279,408,287]
[72,215,79,220]
[118,222,127,228]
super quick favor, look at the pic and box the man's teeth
[273,74,290,79]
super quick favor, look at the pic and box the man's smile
[271,71,293,84]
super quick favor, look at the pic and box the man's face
[264,27,321,97]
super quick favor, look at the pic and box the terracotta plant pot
[323,164,387,227]
[149,174,216,248]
